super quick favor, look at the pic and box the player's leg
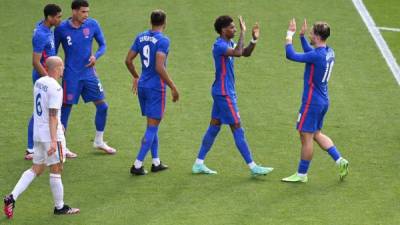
[149,132,168,172]
[315,105,348,180]
[60,79,78,158]
[282,105,319,183]
[47,141,79,215]
[282,132,314,183]
[4,142,47,219]
[220,94,272,176]
[81,76,116,154]
[314,131,349,180]
[192,118,221,175]
[131,117,161,175]
[25,115,34,160]
[229,123,274,176]
[131,87,165,175]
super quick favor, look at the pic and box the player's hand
[48,141,57,156]
[132,77,139,95]
[238,16,246,33]
[85,55,96,67]
[252,22,260,40]
[288,18,296,32]
[171,87,179,102]
[300,18,307,35]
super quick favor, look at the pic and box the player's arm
[48,108,58,156]
[87,22,106,67]
[32,34,48,76]
[125,50,140,95]
[300,19,313,52]
[47,86,62,156]
[32,53,48,76]
[286,44,316,63]
[225,16,245,57]
[242,22,259,57]
[285,18,316,63]
[54,27,61,54]
[155,52,179,102]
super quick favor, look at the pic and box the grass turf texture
[0,0,399,224]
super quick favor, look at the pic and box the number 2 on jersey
[143,45,150,68]
[67,36,72,46]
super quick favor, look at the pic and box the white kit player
[3,57,79,219]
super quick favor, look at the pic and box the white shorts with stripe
[32,138,66,166]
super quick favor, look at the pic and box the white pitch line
[352,0,400,85]
[378,27,400,32]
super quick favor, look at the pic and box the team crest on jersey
[83,28,90,38]
[67,94,74,101]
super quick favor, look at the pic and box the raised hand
[300,18,307,35]
[288,18,296,32]
[238,15,246,32]
[252,22,260,40]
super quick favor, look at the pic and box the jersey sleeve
[47,84,63,110]
[213,41,229,56]
[32,33,47,54]
[156,37,170,55]
[300,35,313,52]
[285,44,317,63]
[93,21,107,59]
[130,36,140,53]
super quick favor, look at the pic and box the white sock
[11,169,36,200]
[134,160,143,169]
[152,158,160,166]
[50,173,64,210]
[335,157,343,165]
[297,173,307,177]
[195,159,204,165]
[248,161,257,169]
[95,131,104,144]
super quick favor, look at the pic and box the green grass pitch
[0,0,399,224]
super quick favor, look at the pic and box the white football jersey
[33,76,64,142]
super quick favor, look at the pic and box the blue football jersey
[131,30,170,91]
[54,18,106,80]
[211,37,236,96]
[32,20,56,83]
[286,37,335,106]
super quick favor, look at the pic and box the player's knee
[50,163,63,174]
[32,166,44,176]
[210,118,221,126]
[96,102,108,113]
[230,123,241,132]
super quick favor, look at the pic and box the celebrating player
[54,0,116,154]
[126,9,179,175]
[26,4,77,160]
[4,57,79,219]
[281,18,349,183]
[191,15,273,176]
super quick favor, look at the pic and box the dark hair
[43,4,62,19]
[151,10,166,26]
[214,15,233,34]
[313,22,330,41]
[71,0,89,10]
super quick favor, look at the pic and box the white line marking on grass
[378,27,400,32]
[352,0,400,85]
